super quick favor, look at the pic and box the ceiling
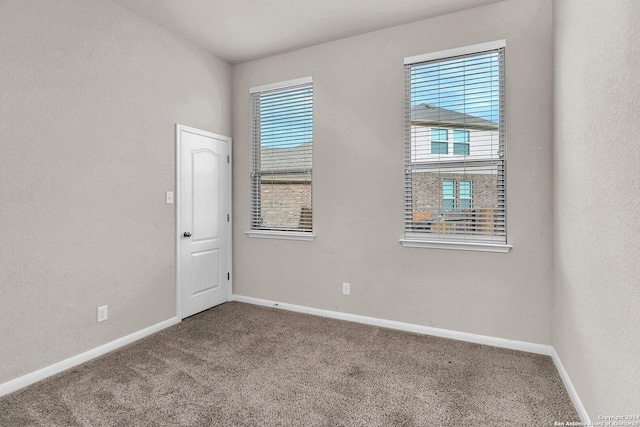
[110,0,505,64]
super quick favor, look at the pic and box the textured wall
[232,0,554,344]
[0,0,231,384]
[553,0,640,417]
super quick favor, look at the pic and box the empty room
[0,0,638,425]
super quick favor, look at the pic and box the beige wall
[0,0,231,384]
[232,0,554,344]
[553,0,640,416]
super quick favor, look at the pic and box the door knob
[183,232,192,238]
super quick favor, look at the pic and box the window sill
[246,230,315,242]
[399,238,512,253]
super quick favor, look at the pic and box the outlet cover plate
[342,283,350,295]
[97,305,108,322]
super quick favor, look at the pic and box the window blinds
[404,45,506,243]
[250,80,313,232]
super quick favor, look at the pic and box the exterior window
[442,180,455,211]
[431,128,448,154]
[453,130,470,155]
[250,78,313,236]
[403,41,507,249]
[459,180,472,210]
[442,180,472,211]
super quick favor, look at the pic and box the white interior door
[177,125,231,319]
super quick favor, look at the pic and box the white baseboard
[550,348,591,423]
[231,294,553,355]
[0,316,180,398]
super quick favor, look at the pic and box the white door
[177,125,231,319]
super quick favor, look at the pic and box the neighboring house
[256,141,312,230]
[409,103,502,235]
[411,103,499,161]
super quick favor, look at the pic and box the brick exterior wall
[257,175,500,234]
[260,182,312,229]
[411,172,499,214]
[411,172,502,235]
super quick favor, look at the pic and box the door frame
[175,124,232,320]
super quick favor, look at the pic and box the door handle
[183,232,192,238]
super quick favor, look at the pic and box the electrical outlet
[97,305,108,322]
[342,282,350,296]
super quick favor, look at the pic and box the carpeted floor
[0,302,579,426]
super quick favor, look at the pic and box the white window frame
[246,77,315,242]
[400,41,512,253]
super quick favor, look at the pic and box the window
[453,130,470,155]
[402,41,510,252]
[442,180,455,211]
[431,128,448,154]
[248,77,314,240]
[441,180,472,211]
[459,180,472,210]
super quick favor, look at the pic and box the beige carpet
[0,302,579,426]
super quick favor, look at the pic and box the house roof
[411,103,498,130]
[260,141,312,171]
